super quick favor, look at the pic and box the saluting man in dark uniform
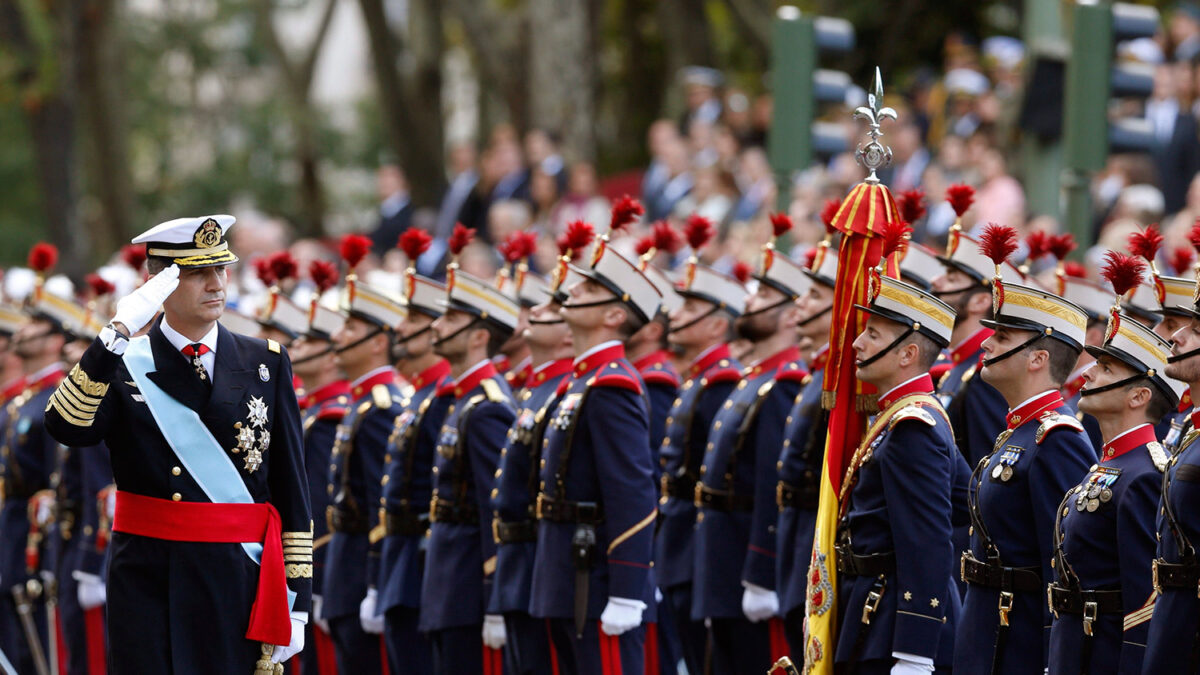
[323,237,407,675]
[376,231,449,675]
[1046,253,1179,675]
[288,268,349,675]
[1142,242,1200,673]
[44,215,313,673]
[776,246,837,655]
[653,219,745,675]
[488,265,574,674]
[834,270,964,674]
[419,233,518,675]
[529,233,662,674]
[953,226,1096,675]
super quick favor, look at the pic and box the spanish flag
[803,182,901,672]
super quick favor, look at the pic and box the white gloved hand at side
[741,582,779,622]
[270,617,306,663]
[73,571,106,610]
[890,657,934,674]
[359,588,383,634]
[111,264,180,336]
[600,597,646,636]
[482,614,507,649]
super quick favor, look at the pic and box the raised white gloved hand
[270,617,306,663]
[312,595,329,634]
[890,656,934,674]
[741,582,779,623]
[111,264,180,335]
[482,614,507,649]
[359,588,383,634]
[73,571,106,610]
[600,597,646,636]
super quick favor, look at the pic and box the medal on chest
[1074,466,1120,513]
[233,396,270,473]
[991,445,1023,482]
[437,425,459,460]
[553,393,582,431]
[508,408,538,445]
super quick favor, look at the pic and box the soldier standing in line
[418,226,518,674]
[375,231,450,674]
[1046,252,1179,675]
[953,225,1096,675]
[324,235,406,674]
[692,217,808,674]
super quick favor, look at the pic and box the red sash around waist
[111,490,290,645]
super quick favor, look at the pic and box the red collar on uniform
[1190,407,1200,432]
[1,377,26,402]
[1007,390,1064,430]
[350,369,397,400]
[453,361,499,399]
[633,349,673,372]
[1062,373,1087,400]
[877,374,935,410]
[574,343,626,378]
[528,358,573,388]
[507,360,532,389]
[1101,423,1156,461]
[26,366,65,394]
[410,359,451,392]
[493,355,511,374]
[688,344,733,379]
[809,344,831,374]
[1180,387,1193,414]
[950,327,993,364]
[745,346,802,378]
[300,380,351,410]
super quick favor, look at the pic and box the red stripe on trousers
[483,643,503,675]
[380,635,390,675]
[314,625,338,675]
[768,617,788,663]
[642,622,658,675]
[84,607,106,675]
[598,622,623,675]
[546,620,562,675]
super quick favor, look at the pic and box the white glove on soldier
[73,571,106,610]
[110,264,180,336]
[600,597,646,636]
[482,614,507,649]
[312,594,329,634]
[741,582,779,622]
[890,655,934,674]
[270,617,306,663]
[359,588,383,634]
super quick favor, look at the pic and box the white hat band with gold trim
[1156,274,1196,316]
[803,246,839,289]
[759,248,813,298]
[574,240,662,324]
[1123,276,1162,320]
[308,303,345,340]
[860,275,956,346]
[0,303,25,335]
[133,214,239,268]
[219,310,263,337]
[406,272,446,317]
[1060,277,1112,321]
[899,243,944,290]
[344,279,406,329]
[28,290,96,338]
[260,293,309,338]
[445,268,521,331]
[516,270,552,308]
[988,281,1088,348]
[680,263,746,315]
[1091,311,1186,403]
[939,229,1022,284]
[643,265,682,314]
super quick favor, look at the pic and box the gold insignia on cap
[194,218,221,249]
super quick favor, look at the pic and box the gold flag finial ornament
[853,67,897,184]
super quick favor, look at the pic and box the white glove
[34,498,53,526]
[359,588,383,634]
[482,614,507,649]
[105,490,115,520]
[600,597,646,636]
[73,572,106,610]
[891,656,934,674]
[111,264,180,336]
[270,617,306,663]
[741,582,779,623]
[312,594,329,634]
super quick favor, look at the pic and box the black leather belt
[326,504,368,534]
[834,544,896,576]
[1153,558,1200,592]
[1047,584,1122,615]
[776,481,819,510]
[960,552,1042,593]
[384,509,429,537]
[429,498,478,525]
[660,473,696,501]
[693,484,753,512]
[535,494,603,524]
[492,518,538,543]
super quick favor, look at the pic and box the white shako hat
[259,292,308,341]
[133,215,239,268]
[938,227,1022,287]
[219,309,264,337]
[856,274,956,347]
[444,267,521,332]
[0,303,25,336]
[899,242,945,290]
[571,237,663,325]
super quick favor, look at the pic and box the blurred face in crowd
[431,308,476,365]
[393,311,437,363]
[163,265,227,327]
[796,283,835,342]
[526,301,570,353]
[1167,318,1200,385]
[524,130,555,165]
[736,284,790,343]
[448,143,476,175]
[332,316,388,376]
[668,297,721,352]
[289,336,333,380]
[376,164,407,201]
[63,338,89,365]
[13,319,63,363]
[647,120,679,160]
[686,83,716,110]
[531,169,560,209]
[568,163,598,197]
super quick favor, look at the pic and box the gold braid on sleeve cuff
[46,366,109,427]
[283,527,313,577]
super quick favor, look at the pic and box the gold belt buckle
[998,590,1014,627]
[775,482,784,508]
[660,474,670,500]
[535,493,546,520]
[491,518,501,544]
[861,587,883,625]
[1047,585,1057,619]
[693,483,704,508]
[1082,600,1098,636]
[428,495,439,523]
[1152,559,1161,594]
[960,552,968,583]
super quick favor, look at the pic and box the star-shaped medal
[247,396,268,428]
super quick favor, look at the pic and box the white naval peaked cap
[982,280,1089,350]
[444,267,521,332]
[1087,311,1186,405]
[219,309,264,337]
[1059,275,1113,322]
[344,278,406,330]
[132,215,239,267]
[405,270,446,318]
[0,303,25,336]
[515,268,552,309]
[258,292,309,340]
[938,228,1022,286]
[677,260,746,315]
[1153,274,1197,317]
[1122,274,1164,325]
[643,264,683,315]
[857,274,956,347]
[899,243,944,291]
[571,239,662,325]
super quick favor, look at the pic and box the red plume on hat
[1048,233,1077,261]
[447,223,474,260]
[979,223,1018,281]
[120,244,147,271]
[635,236,655,258]
[267,251,298,288]
[652,221,683,256]
[339,234,371,272]
[879,220,913,268]
[1063,261,1087,279]
[1169,246,1195,276]
[1100,250,1147,343]
[397,229,433,266]
[28,242,57,274]
[1128,224,1164,276]
[85,273,115,298]
[253,257,276,287]
[1021,230,1050,275]
[732,260,753,284]
[819,199,840,238]
[769,212,794,239]
[897,189,926,224]
[309,260,339,293]
[608,195,643,236]
[685,214,715,253]
[946,184,974,220]
[559,221,595,260]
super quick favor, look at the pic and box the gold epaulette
[1035,411,1084,444]
[267,339,281,354]
[372,384,392,410]
[1146,441,1169,472]
[481,378,507,404]
[888,403,937,429]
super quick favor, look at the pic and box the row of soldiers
[4,190,1200,674]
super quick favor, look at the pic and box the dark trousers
[383,606,432,675]
[429,624,498,675]
[783,607,805,662]
[287,621,338,675]
[709,616,771,675]
[504,612,552,675]
[545,618,645,675]
[327,615,382,674]
[665,584,707,675]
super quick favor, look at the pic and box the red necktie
[182,343,210,382]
